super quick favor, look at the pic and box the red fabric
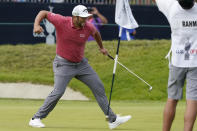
[47,12,96,62]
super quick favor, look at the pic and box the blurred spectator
[87,7,108,41]
[11,0,26,2]
[50,0,64,3]
[120,27,136,41]
[10,0,63,2]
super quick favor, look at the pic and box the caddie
[154,0,197,130]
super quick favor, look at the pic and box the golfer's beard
[78,22,85,28]
[81,23,85,27]
[76,19,85,27]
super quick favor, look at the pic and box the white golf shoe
[29,118,45,128]
[108,115,131,129]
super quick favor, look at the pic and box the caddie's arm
[34,10,49,34]
[93,30,108,55]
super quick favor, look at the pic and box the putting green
[0,99,195,131]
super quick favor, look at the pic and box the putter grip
[108,54,114,60]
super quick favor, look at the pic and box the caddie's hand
[100,48,108,55]
[34,25,44,34]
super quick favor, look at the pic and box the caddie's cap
[72,5,92,17]
[178,0,195,9]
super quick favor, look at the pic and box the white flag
[115,0,139,29]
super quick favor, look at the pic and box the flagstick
[107,27,123,119]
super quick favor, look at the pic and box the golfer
[154,0,197,131]
[29,5,131,129]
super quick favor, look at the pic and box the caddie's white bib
[156,0,197,67]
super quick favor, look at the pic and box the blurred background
[0,0,170,44]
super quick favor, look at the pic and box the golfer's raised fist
[34,25,44,34]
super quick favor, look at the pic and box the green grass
[0,40,173,100]
[0,99,194,131]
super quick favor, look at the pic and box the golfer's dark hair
[178,0,195,9]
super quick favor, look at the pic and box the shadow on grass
[45,126,135,130]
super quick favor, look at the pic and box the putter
[107,54,153,91]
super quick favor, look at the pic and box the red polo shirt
[47,12,97,62]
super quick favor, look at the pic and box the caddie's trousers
[33,55,116,122]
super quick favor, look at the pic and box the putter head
[149,86,153,91]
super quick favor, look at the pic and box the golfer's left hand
[100,48,108,55]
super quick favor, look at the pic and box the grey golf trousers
[33,56,116,122]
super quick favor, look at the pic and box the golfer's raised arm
[34,10,49,34]
[93,30,108,55]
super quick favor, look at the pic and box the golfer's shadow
[46,126,134,130]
